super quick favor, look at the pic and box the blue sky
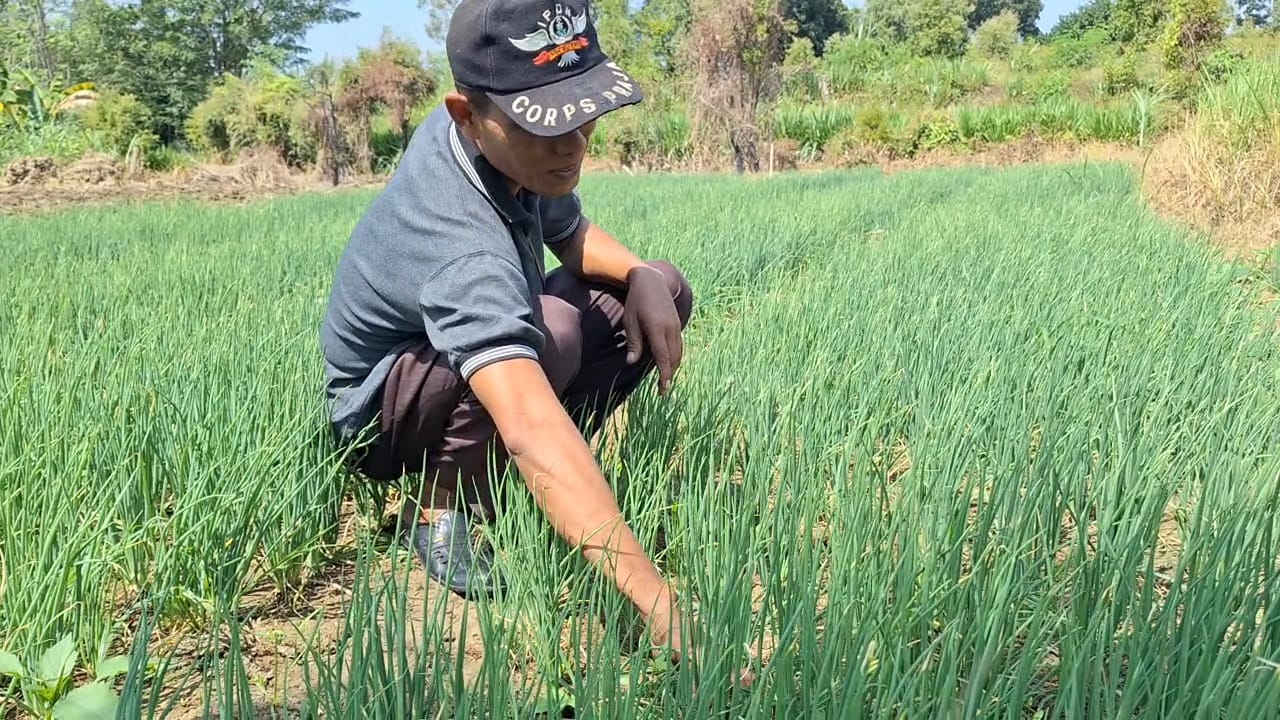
[301,0,1089,63]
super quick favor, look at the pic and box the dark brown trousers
[356,260,693,519]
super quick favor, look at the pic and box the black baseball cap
[446,0,645,137]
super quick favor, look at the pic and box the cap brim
[488,60,644,138]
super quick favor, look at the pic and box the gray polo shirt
[319,104,583,444]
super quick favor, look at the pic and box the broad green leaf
[36,636,78,684]
[0,650,24,678]
[52,682,119,720]
[93,656,130,681]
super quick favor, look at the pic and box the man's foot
[404,511,504,599]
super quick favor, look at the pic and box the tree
[1112,0,1166,42]
[1234,0,1272,27]
[1048,0,1113,39]
[67,0,356,142]
[591,0,642,70]
[1161,0,1231,71]
[687,0,793,173]
[969,9,1020,57]
[632,0,691,77]
[784,0,848,55]
[912,0,976,56]
[337,32,437,167]
[0,0,69,80]
[865,0,974,56]
[419,0,463,44]
[968,0,1042,38]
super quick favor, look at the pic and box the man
[319,0,693,656]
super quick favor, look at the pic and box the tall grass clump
[4,161,1280,717]
[0,121,111,168]
[771,102,859,156]
[955,94,1167,145]
[1145,53,1280,232]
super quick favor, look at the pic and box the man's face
[449,92,597,198]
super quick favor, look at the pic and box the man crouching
[319,0,698,661]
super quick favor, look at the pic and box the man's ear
[444,91,476,133]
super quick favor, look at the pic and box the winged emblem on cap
[509,6,591,68]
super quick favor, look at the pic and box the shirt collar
[449,121,534,227]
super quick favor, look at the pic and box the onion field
[3,162,1280,719]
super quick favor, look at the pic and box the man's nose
[551,127,588,155]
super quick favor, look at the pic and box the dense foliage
[0,0,1276,176]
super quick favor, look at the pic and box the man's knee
[538,295,583,394]
[643,260,694,328]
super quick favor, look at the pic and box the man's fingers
[623,309,644,364]
[667,321,684,377]
[650,333,673,394]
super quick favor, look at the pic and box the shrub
[1006,70,1071,103]
[823,34,890,94]
[368,114,405,174]
[851,104,915,155]
[1102,53,1140,95]
[336,36,438,155]
[969,10,1020,60]
[1159,0,1232,72]
[1047,26,1113,69]
[142,144,193,173]
[913,111,965,152]
[783,37,821,100]
[1199,46,1245,84]
[854,104,894,146]
[80,90,153,156]
[185,65,316,167]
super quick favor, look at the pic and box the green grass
[1195,52,1280,158]
[3,162,1280,718]
[954,92,1170,145]
[0,121,113,168]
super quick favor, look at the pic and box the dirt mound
[174,149,299,196]
[60,153,124,186]
[4,157,57,186]
[0,156,382,215]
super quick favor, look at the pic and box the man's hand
[646,591,757,690]
[645,588,688,656]
[622,264,684,395]
[551,220,686,395]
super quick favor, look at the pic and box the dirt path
[0,153,384,216]
[0,140,1142,218]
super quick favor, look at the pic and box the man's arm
[469,356,681,634]
[552,216,649,288]
[551,217,685,394]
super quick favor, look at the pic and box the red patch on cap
[533,37,590,66]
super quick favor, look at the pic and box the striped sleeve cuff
[459,344,539,381]
[544,215,581,245]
